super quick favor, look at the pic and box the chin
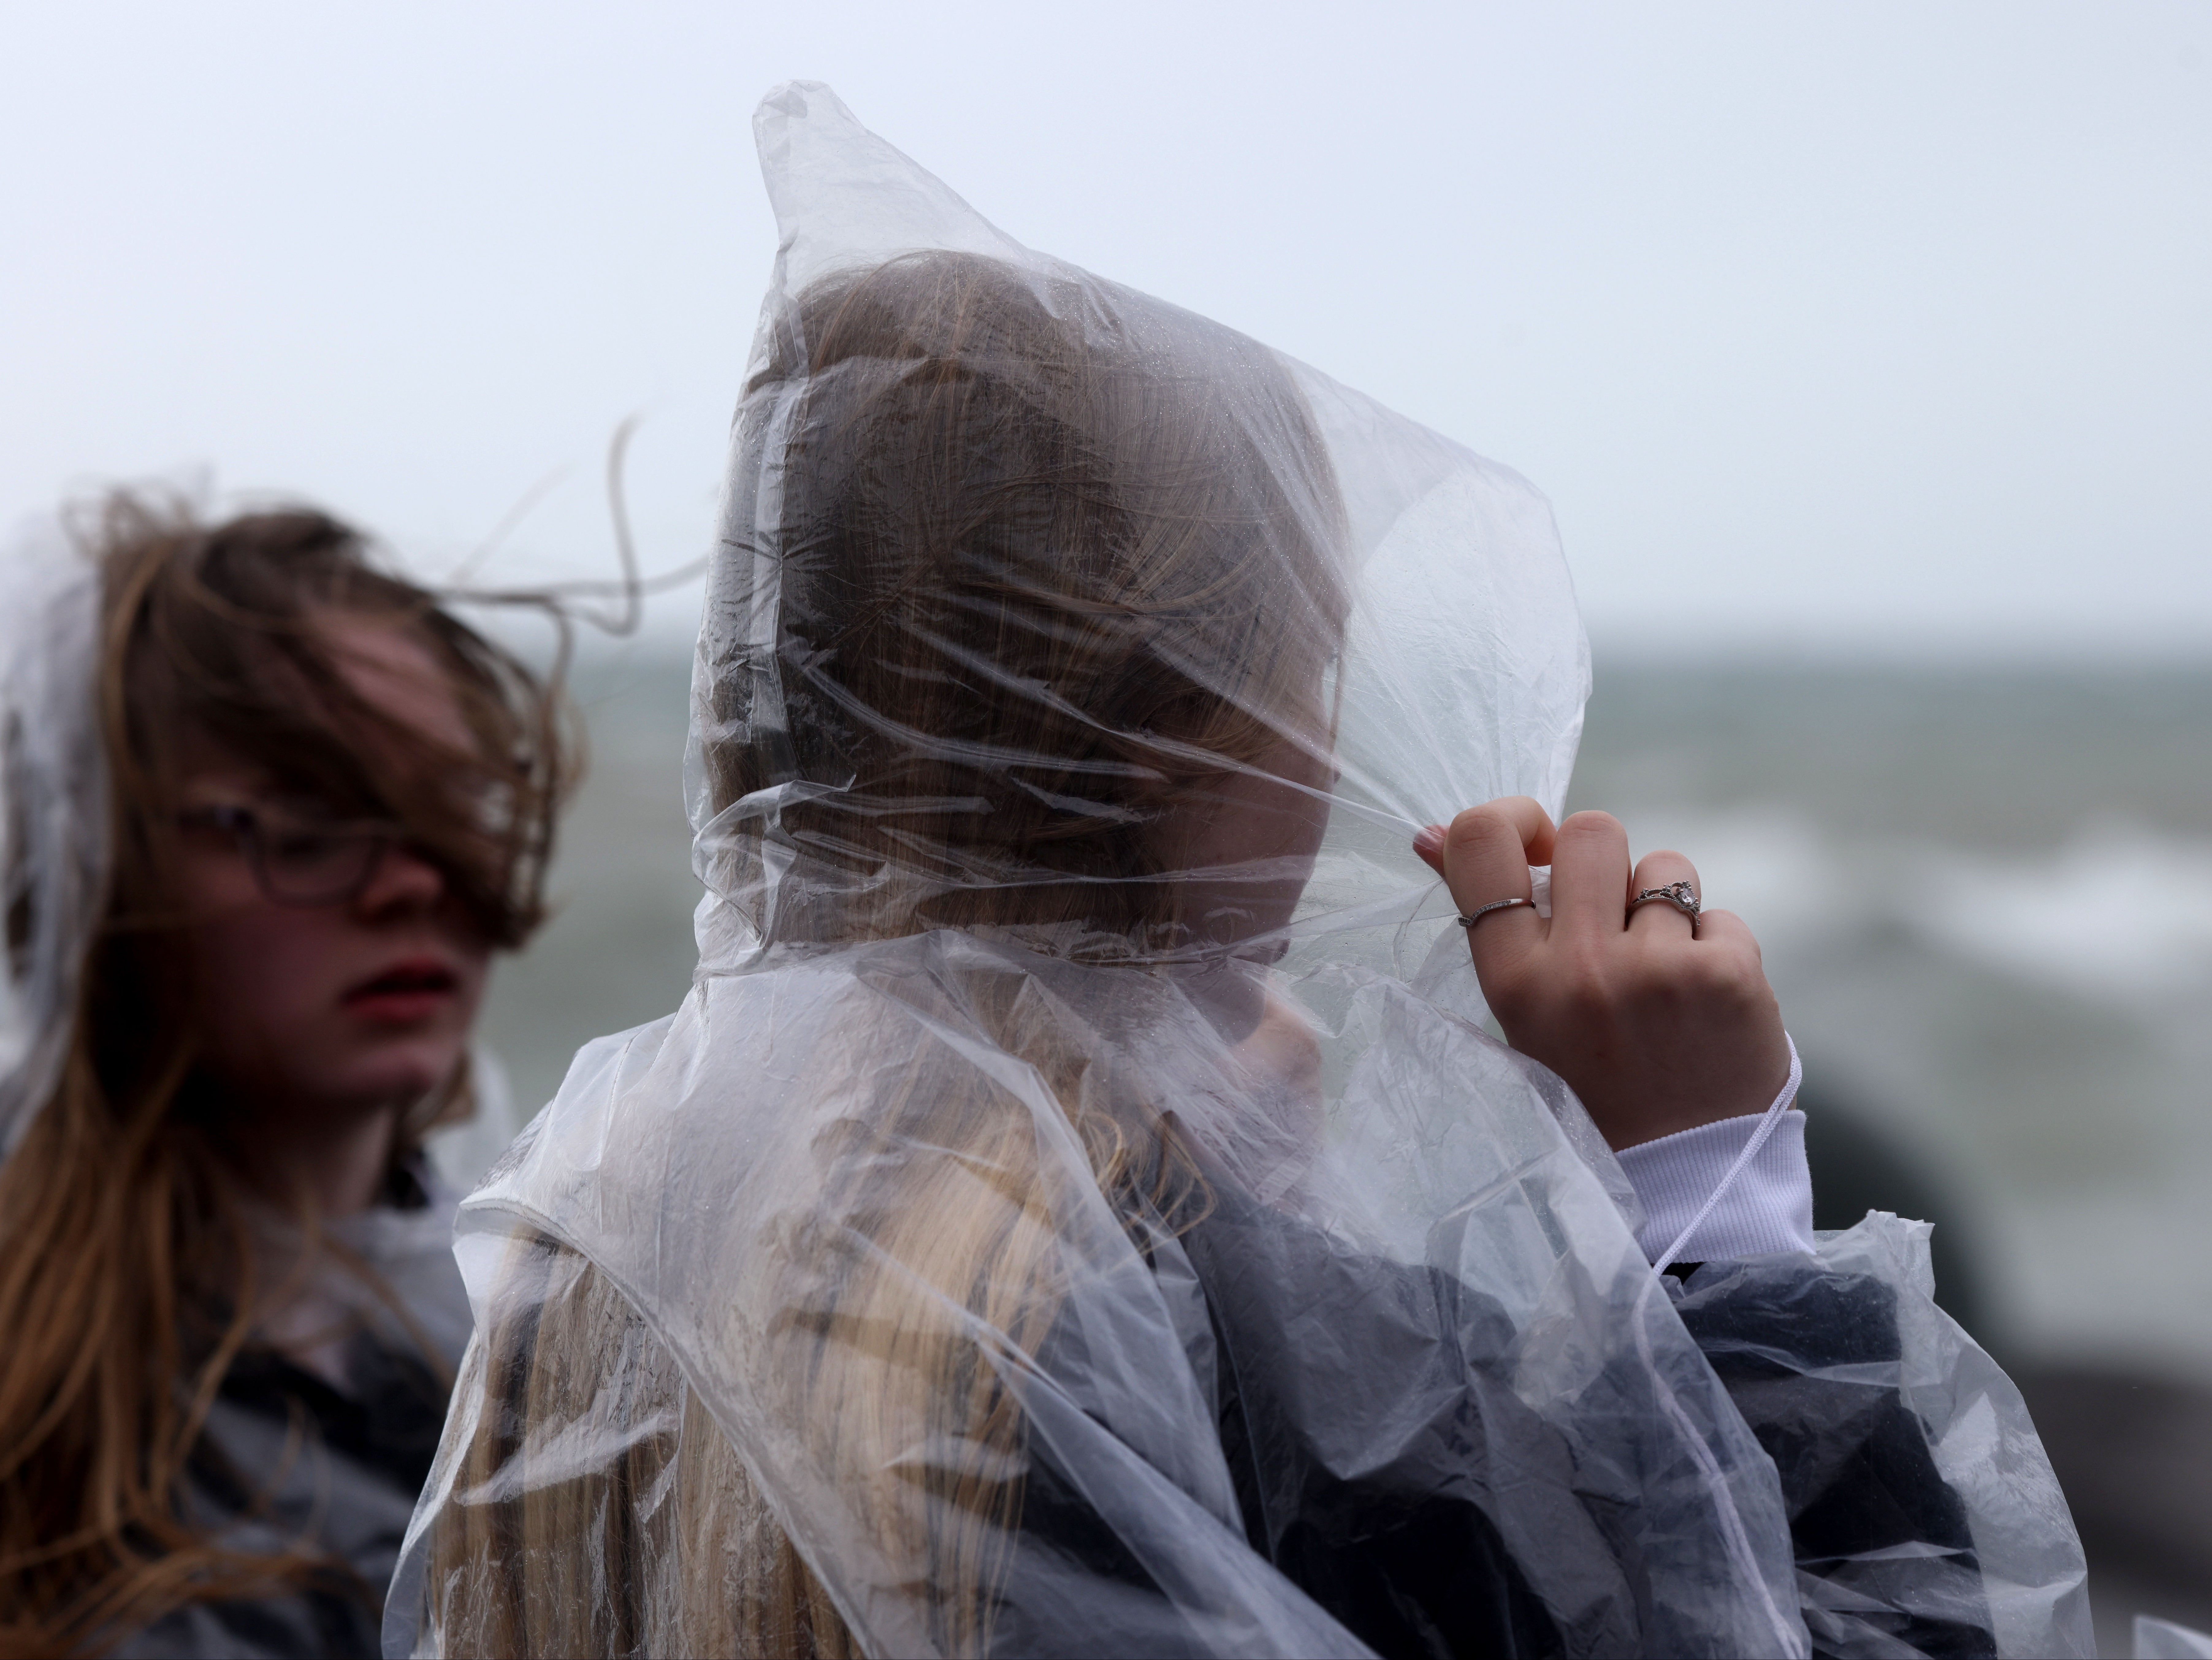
[329,1042,466,1110]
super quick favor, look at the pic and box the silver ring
[1458,896,1532,930]
[1629,881,1700,920]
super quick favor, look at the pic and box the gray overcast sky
[4,2,2206,658]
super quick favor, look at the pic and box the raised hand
[1413,797,1790,1151]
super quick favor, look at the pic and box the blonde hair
[430,253,1345,1656]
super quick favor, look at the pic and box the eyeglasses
[178,803,410,908]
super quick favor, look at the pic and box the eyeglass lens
[255,820,391,904]
[185,806,394,906]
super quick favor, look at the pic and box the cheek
[450,948,493,1021]
[186,908,350,1048]
[1185,774,1331,870]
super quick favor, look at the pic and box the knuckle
[1558,809,1622,842]
[1701,953,1766,1009]
[1701,977,1752,1018]
[1704,910,1764,963]
[1444,806,1509,857]
[1627,943,1730,1006]
[1626,969,1691,1019]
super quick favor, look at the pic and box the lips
[342,956,460,1020]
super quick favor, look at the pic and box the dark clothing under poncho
[996,1184,1993,1660]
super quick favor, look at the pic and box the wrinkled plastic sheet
[2138,1616,2212,1660]
[1676,1215,2090,1657]
[387,82,2085,1660]
[0,528,104,1157]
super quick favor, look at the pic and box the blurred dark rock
[2014,1366,2212,1658]
[1802,1086,1993,1347]
[1801,1093,2212,1654]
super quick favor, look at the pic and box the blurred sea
[452,647,2212,1650]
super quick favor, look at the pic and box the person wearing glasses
[0,494,570,1658]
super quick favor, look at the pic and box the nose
[351,838,447,918]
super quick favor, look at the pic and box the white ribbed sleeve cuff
[1616,1110,1817,1265]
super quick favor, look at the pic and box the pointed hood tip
[753,79,851,128]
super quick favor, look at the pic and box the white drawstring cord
[1649,1033,1803,1279]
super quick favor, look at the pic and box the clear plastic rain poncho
[390,83,2088,1660]
[0,527,105,1159]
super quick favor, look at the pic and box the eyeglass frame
[176,801,416,909]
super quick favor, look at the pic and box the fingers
[1671,906,1791,1100]
[1430,798,1555,972]
[1418,803,1733,967]
[1687,906,1761,963]
[1414,796,1554,876]
[1549,811,1633,939]
[1627,849,1701,940]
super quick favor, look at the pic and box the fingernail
[1413,824,1445,854]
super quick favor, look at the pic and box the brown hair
[429,253,1345,1655]
[0,492,572,1656]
